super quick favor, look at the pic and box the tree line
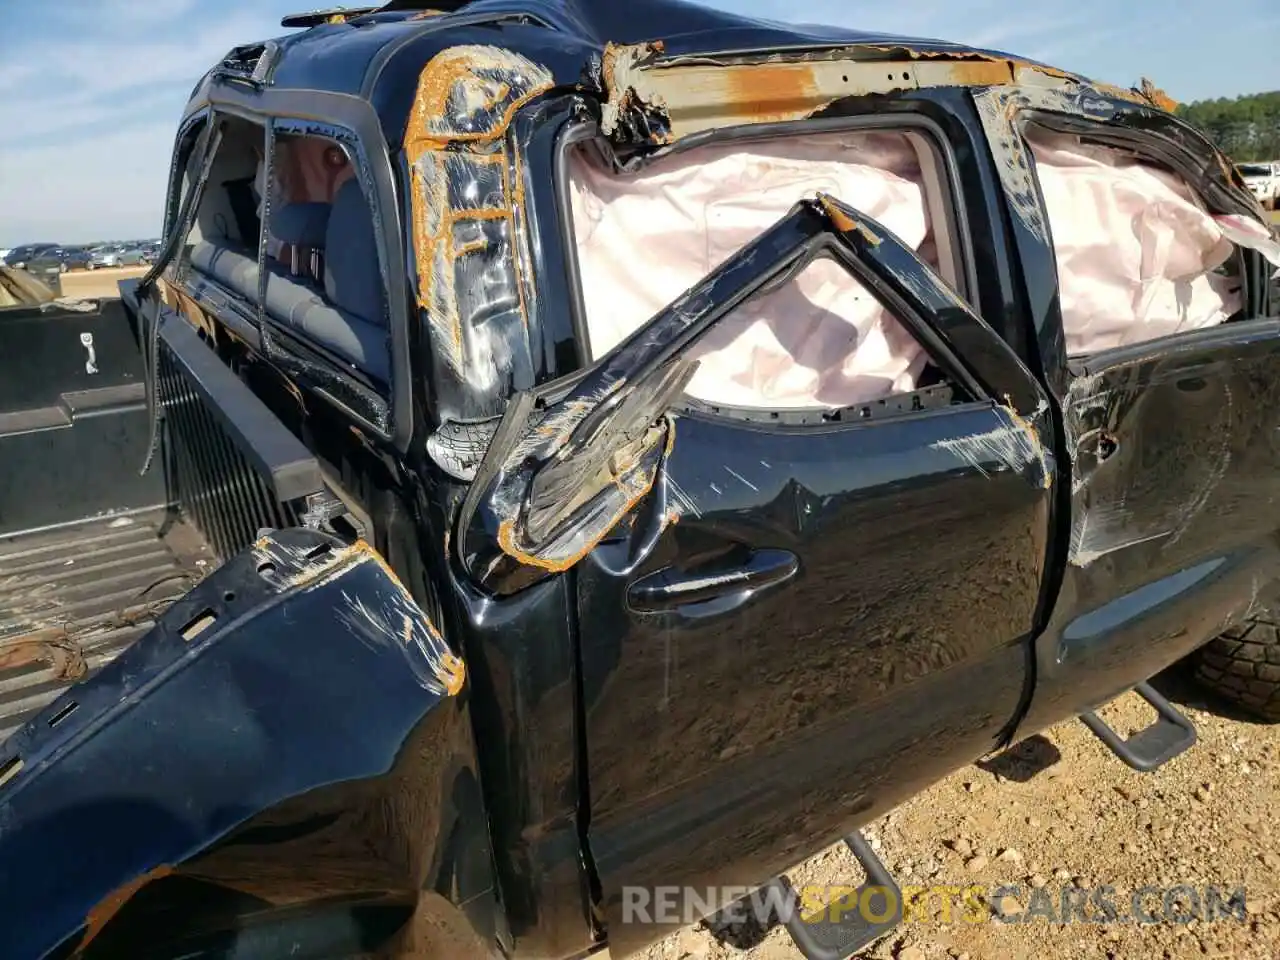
[1176,90,1280,162]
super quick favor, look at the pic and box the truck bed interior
[0,290,328,744]
[0,513,212,742]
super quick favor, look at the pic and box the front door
[459,195,1059,951]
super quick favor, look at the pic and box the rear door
[458,195,1059,948]
[971,91,1280,738]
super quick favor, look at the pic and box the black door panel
[1018,320,1280,736]
[456,195,1058,955]
[580,402,1052,954]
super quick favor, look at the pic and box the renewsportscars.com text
[621,883,1249,927]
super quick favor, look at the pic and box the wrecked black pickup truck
[5,2,1280,959]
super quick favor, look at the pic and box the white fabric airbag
[1026,130,1241,356]
[568,129,1246,412]
[569,132,933,409]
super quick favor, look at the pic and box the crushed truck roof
[187,0,1113,148]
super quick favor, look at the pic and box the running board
[765,832,902,960]
[1079,681,1197,772]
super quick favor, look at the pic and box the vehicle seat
[186,184,389,384]
[323,178,386,329]
[271,201,331,251]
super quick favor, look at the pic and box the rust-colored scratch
[77,865,175,954]
[436,648,466,695]
[721,62,819,121]
[347,538,411,595]
[426,616,465,696]
[817,194,881,246]
[1139,77,1177,112]
[1002,394,1052,490]
[496,415,678,572]
[403,46,553,370]
[1094,79,1177,113]
[403,47,554,152]
[0,628,87,682]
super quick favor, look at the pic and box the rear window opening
[173,117,391,387]
[1023,123,1247,358]
[564,127,969,413]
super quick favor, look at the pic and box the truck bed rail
[127,279,327,560]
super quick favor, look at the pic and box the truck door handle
[627,548,798,614]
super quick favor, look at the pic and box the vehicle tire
[1193,606,1280,721]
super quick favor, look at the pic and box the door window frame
[160,86,415,451]
[458,193,1055,595]
[971,84,1276,388]
[549,108,985,414]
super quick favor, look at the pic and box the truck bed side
[0,284,329,741]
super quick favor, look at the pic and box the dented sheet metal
[252,534,465,695]
[0,527,468,960]
[404,45,552,404]
[458,192,1053,593]
[972,81,1263,251]
[1062,323,1280,571]
[594,41,1174,146]
[456,202,845,595]
[933,400,1051,490]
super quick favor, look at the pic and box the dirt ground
[635,662,1280,960]
[57,265,148,300]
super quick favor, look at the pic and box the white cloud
[0,3,283,245]
[1,122,179,243]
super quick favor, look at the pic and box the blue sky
[0,0,1277,247]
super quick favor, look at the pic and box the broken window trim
[167,107,398,439]
[549,109,984,421]
[456,194,1050,595]
[162,109,213,244]
[1015,111,1262,364]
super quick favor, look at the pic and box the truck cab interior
[180,117,391,386]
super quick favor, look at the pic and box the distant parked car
[115,246,149,266]
[39,247,93,272]
[3,244,58,270]
[1236,162,1280,211]
[88,245,147,269]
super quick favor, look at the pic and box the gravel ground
[635,663,1280,960]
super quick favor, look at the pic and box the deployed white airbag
[1026,129,1242,356]
[569,132,934,409]
[568,128,1247,412]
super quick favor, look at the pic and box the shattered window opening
[177,115,394,397]
[564,127,970,411]
[1021,122,1249,358]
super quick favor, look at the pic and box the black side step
[1079,681,1197,772]
[766,832,902,960]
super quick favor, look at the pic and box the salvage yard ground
[639,664,1280,960]
[58,264,147,300]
